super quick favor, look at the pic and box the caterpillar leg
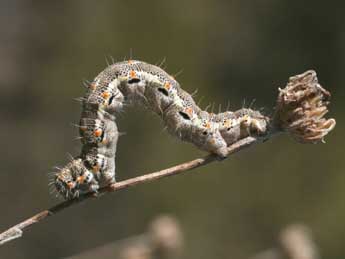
[82,147,116,187]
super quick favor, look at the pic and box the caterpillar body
[53,60,269,199]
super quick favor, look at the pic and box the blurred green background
[0,1,344,258]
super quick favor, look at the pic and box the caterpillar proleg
[53,60,269,199]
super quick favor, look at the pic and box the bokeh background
[0,1,344,258]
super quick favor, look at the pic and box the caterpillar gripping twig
[52,61,334,199]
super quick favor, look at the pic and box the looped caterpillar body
[53,60,269,199]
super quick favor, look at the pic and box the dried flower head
[148,215,183,256]
[279,224,319,259]
[274,70,336,143]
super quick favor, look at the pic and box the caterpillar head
[241,115,267,135]
[237,109,268,136]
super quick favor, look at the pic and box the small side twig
[0,136,258,246]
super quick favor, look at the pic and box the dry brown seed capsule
[274,70,336,143]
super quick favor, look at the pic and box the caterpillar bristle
[109,55,115,64]
[204,103,212,112]
[218,104,222,113]
[118,131,127,137]
[156,57,166,68]
[82,79,92,88]
[104,55,111,67]
[190,89,198,98]
[249,99,256,109]
[66,153,74,162]
[211,102,216,113]
[74,97,86,103]
[172,69,184,78]
[196,96,204,107]
[129,48,133,60]
[242,99,246,109]
[226,101,231,111]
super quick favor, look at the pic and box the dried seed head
[279,224,319,259]
[148,215,183,256]
[274,70,336,143]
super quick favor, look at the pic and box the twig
[0,136,259,246]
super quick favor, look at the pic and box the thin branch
[0,136,259,246]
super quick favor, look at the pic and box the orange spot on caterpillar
[242,115,250,124]
[76,176,85,184]
[102,91,110,99]
[67,182,74,189]
[205,122,211,129]
[128,60,133,64]
[224,120,232,128]
[186,107,193,116]
[129,70,137,78]
[92,166,100,173]
[164,82,171,90]
[94,129,103,137]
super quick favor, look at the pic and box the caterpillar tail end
[53,159,100,200]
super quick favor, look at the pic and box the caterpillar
[52,60,269,199]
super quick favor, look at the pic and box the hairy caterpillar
[53,60,269,199]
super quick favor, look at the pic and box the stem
[0,136,258,246]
